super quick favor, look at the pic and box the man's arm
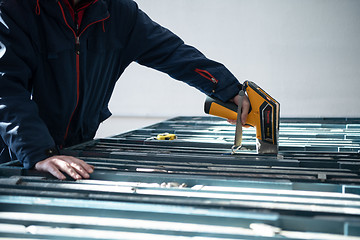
[121,2,242,104]
[123,2,250,123]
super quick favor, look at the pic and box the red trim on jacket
[78,15,109,36]
[35,0,40,15]
[194,68,219,84]
[57,2,77,37]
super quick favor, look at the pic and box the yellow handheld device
[204,81,280,154]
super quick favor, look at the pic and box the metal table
[1,117,359,239]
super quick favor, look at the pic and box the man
[0,0,249,180]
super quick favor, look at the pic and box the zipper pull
[76,36,80,55]
[194,68,219,84]
[74,11,80,55]
[194,68,219,92]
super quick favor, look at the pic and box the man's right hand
[228,93,250,125]
[35,155,94,180]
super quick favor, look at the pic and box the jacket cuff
[211,81,242,103]
[22,146,59,169]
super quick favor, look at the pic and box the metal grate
[0,117,359,239]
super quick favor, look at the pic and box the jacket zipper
[57,2,109,144]
[63,11,80,142]
[194,68,219,93]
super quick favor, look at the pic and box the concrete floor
[95,116,168,138]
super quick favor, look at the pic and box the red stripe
[78,15,110,36]
[194,68,218,84]
[35,0,40,15]
[57,2,77,38]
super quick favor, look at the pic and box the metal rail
[0,117,359,239]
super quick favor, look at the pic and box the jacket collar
[36,0,109,34]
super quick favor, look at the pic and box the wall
[108,0,360,118]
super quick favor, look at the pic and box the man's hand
[35,155,94,180]
[229,94,250,125]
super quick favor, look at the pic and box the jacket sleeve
[124,1,241,102]
[0,5,57,168]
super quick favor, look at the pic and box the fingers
[240,96,250,125]
[35,156,94,180]
[227,119,237,125]
[36,160,67,180]
[66,156,94,179]
[228,94,251,126]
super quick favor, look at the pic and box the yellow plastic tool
[204,81,280,154]
[156,133,177,141]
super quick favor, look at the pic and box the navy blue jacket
[0,0,240,169]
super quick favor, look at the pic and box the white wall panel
[109,0,360,118]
